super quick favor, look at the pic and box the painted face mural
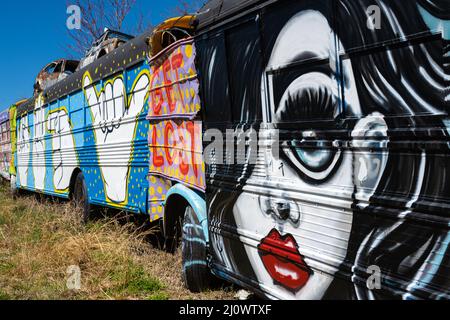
[83,70,150,204]
[233,9,385,299]
[206,0,449,300]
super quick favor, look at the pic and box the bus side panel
[147,38,205,222]
[81,62,150,213]
[0,111,11,180]
[200,0,450,300]
[14,61,150,214]
[9,105,16,177]
[16,112,32,190]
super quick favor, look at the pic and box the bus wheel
[181,205,215,292]
[73,172,92,223]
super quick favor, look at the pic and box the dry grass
[0,182,237,300]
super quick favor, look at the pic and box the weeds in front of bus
[0,182,236,300]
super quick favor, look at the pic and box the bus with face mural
[191,0,450,300]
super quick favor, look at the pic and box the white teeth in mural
[17,117,30,187]
[47,108,77,192]
[33,95,45,190]
[83,72,149,203]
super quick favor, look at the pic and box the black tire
[73,172,93,223]
[165,214,183,254]
[181,205,216,292]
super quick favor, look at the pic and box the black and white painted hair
[324,0,450,300]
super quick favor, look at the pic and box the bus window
[6,121,10,141]
[225,20,263,122]
[104,88,113,121]
[34,108,45,139]
[59,113,69,133]
[196,33,232,124]
[86,83,102,123]
[113,85,124,119]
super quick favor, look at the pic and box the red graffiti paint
[152,126,165,168]
[148,41,204,191]
[150,120,204,189]
[164,122,174,166]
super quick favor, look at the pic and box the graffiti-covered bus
[192,0,450,300]
[10,14,212,293]
[12,16,205,237]
[0,110,10,180]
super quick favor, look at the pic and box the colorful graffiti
[82,69,150,205]
[0,111,10,180]
[147,38,205,221]
[46,106,78,193]
[14,61,150,216]
[200,0,450,300]
[9,105,16,177]
[17,114,30,188]
[149,120,204,190]
[32,95,46,191]
[148,39,201,119]
[16,96,79,194]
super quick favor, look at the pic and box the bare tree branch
[64,0,203,59]
[65,0,149,57]
[172,0,205,15]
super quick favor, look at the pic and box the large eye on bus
[282,139,341,183]
[271,61,343,182]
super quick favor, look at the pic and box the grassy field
[0,181,237,300]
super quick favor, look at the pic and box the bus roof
[197,0,265,31]
[17,30,152,116]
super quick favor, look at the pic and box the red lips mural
[258,229,313,293]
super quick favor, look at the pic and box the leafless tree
[66,0,205,58]
[172,0,205,15]
[66,0,150,57]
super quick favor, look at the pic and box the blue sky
[0,0,195,112]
